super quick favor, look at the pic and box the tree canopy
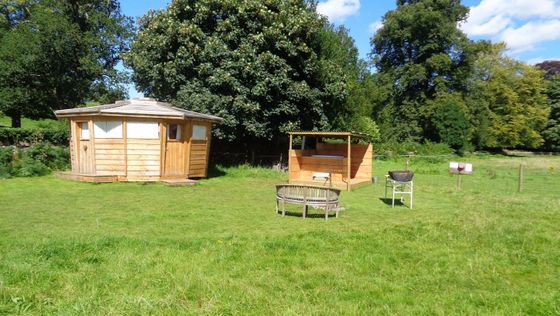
[1,0,557,153]
[465,44,549,149]
[540,74,560,151]
[126,0,362,148]
[371,0,481,142]
[536,60,560,79]
[0,0,133,127]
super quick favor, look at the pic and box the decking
[55,171,118,183]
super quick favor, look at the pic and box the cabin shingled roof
[54,98,223,123]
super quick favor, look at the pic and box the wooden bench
[275,184,342,219]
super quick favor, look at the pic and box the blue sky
[120,0,560,98]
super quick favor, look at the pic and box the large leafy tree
[467,44,549,149]
[126,0,354,149]
[540,74,560,151]
[319,24,380,140]
[536,61,560,151]
[0,0,133,127]
[371,0,483,142]
[428,92,470,150]
[536,60,560,79]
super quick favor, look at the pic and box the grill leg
[410,182,413,209]
[384,178,388,198]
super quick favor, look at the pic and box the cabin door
[163,122,187,178]
[76,121,94,174]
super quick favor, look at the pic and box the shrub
[11,157,50,177]
[0,146,14,178]
[0,121,69,146]
[26,142,70,170]
[0,143,69,178]
[375,141,454,160]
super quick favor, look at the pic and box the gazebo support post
[347,135,351,191]
[288,134,293,183]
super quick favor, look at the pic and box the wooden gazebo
[287,131,373,191]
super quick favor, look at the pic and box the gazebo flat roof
[287,131,370,139]
[54,98,223,123]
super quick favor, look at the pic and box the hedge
[0,125,69,146]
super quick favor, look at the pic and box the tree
[536,62,560,151]
[371,0,484,142]
[318,24,381,140]
[536,60,560,79]
[0,0,133,127]
[429,93,470,149]
[467,44,549,149]
[540,75,560,151]
[126,0,354,150]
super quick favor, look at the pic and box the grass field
[1,156,559,314]
[0,116,60,129]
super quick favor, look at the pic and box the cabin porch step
[160,178,199,186]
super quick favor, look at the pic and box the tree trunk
[11,113,21,128]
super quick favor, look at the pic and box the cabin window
[94,121,123,138]
[127,121,159,139]
[80,122,89,140]
[167,123,182,140]
[192,124,207,140]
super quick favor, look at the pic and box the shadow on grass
[379,197,408,207]
[206,164,227,179]
[275,210,337,219]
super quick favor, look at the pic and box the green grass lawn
[1,156,559,314]
[0,116,61,129]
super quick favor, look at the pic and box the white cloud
[317,0,360,22]
[461,0,560,52]
[368,20,383,34]
[499,20,560,53]
[461,14,511,36]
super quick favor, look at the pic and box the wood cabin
[287,131,373,191]
[54,98,223,183]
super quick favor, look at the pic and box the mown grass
[1,156,559,314]
[0,116,60,129]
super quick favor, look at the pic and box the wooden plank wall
[189,140,207,177]
[65,118,216,181]
[94,139,126,176]
[188,122,212,178]
[127,139,160,180]
[288,149,316,180]
[297,157,348,181]
[349,144,373,179]
[312,143,373,179]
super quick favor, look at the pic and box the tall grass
[0,156,559,314]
